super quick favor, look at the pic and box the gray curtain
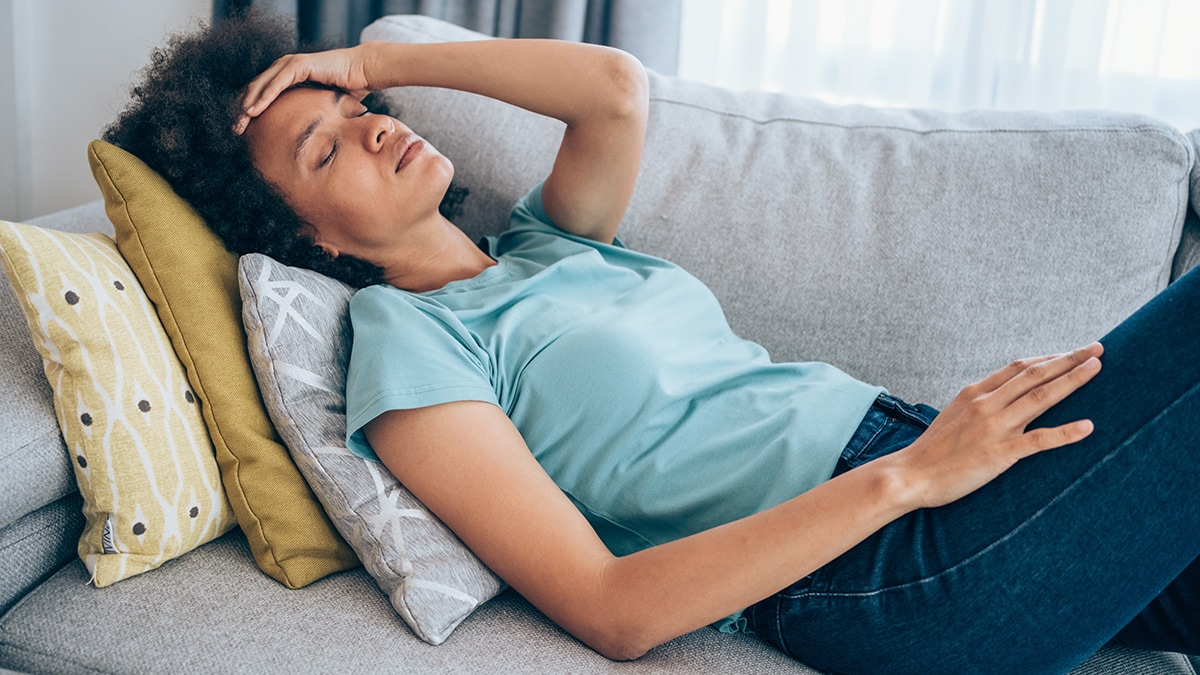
[216,0,681,75]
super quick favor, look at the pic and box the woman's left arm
[239,39,649,243]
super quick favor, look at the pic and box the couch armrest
[27,200,112,236]
[1175,129,1200,280]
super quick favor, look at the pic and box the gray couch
[3,15,1200,674]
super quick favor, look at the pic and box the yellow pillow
[87,140,358,588]
[0,220,236,585]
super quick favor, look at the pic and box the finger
[994,354,1101,433]
[240,58,287,111]
[1018,418,1095,457]
[242,55,303,115]
[1008,355,1101,424]
[973,354,1060,394]
[991,343,1102,406]
[245,66,302,117]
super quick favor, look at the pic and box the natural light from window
[679,0,1200,131]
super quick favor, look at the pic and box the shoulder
[350,283,449,320]
[348,284,474,349]
[497,181,630,256]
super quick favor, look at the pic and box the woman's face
[243,86,453,261]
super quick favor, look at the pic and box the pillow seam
[649,97,1187,140]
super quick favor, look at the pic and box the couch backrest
[367,14,1196,408]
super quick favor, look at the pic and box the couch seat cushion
[0,530,1193,674]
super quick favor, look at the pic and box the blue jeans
[745,264,1200,674]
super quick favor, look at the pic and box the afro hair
[104,10,466,288]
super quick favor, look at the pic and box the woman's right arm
[364,343,1102,660]
[237,38,647,245]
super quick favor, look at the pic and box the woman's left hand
[883,342,1103,510]
[234,45,374,134]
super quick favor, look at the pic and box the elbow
[597,48,649,121]
[553,557,666,661]
[576,598,660,662]
[588,627,654,662]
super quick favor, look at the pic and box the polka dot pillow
[0,220,234,586]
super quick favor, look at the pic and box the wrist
[360,40,407,90]
[865,452,926,516]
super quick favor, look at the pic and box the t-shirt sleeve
[344,285,498,461]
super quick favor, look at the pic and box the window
[679,0,1200,131]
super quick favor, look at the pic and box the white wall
[0,0,213,221]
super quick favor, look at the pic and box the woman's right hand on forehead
[235,45,374,134]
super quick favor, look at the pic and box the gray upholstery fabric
[1,529,1180,675]
[0,203,108,626]
[368,15,1193,407]
[1073,648,1198,675]
[27,201,112,236]
[0,530,814,674]
[1177,209,1200,281]
[1189,130,1200,215]
[0,494,84,616]
[627,86,1191,408]
[0,273,73,532]
[1177,130,1200,279]
[238,254,502,645]
[0,201,110,532]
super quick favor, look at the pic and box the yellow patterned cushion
[0,220,235,586]
[87,139,358,587]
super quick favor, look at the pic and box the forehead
[244,87,343,176]
[248,87,339,140]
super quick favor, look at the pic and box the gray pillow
[238,253,503,645]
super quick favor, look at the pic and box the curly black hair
[104,10,467,289]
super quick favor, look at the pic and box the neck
[381,216,496,292]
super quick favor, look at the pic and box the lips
[394,137,423,173]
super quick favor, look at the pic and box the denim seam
[877,394,938,427]
[774,596,791,656]
[800,377,1200,600]
[888,403,929,427]
[843,417,890,468]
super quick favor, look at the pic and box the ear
[315,241,339,259]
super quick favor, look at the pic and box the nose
[365,115,396,152]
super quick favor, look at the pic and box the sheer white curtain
[679,0,1200,131]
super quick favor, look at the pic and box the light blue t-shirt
[345,184,884,631]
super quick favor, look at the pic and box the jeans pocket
[876,393,939,427]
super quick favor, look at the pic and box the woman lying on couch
[105,13,1200,675]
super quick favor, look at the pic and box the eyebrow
[293,89,347,165]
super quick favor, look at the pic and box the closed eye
[319,142,336,168]
[317,107,369,169]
